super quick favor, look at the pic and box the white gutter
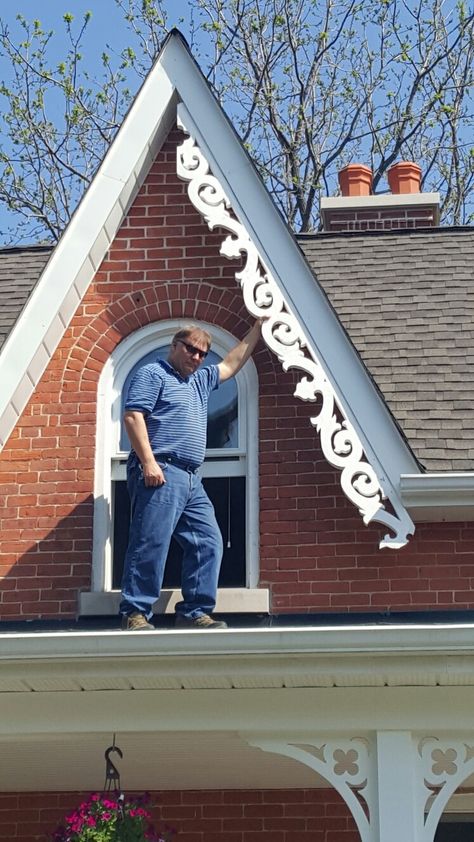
[3,623,474,661]
[401,473,474,521]
[3,625,474,698]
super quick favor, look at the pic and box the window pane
[119,347,238,451]
[435,822,474,841]
[112,476,246,589]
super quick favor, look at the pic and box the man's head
[167,325,212,378]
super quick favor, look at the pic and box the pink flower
[49,791,169,840]
[129,807,148,817]
[102,798,118,809]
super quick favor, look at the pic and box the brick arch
[60,281,254,396]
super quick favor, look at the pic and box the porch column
[373,731,420,842]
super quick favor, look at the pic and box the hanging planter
[50,792,171,842]
[387,161,421,194]
[50,740,174,842]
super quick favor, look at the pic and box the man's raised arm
[217,320,263,383]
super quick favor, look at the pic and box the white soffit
[3,626,474,794]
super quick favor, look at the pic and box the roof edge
[3,623,474,661]
[401,472,474,522]
[0,40,179,449]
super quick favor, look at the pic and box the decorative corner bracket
[245,735,374,842]
[176,109,415,549]
[418,736,474,840]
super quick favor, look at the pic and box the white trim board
[79,587,269,616]
[321,192,441,210]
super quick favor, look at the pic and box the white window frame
[91,319,260,597]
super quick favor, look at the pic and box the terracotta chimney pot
[388,161,422,194]
[338,164,373,197]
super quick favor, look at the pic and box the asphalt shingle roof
[1,230,473,473]
[0,246,52,352]
[298,227,474,472]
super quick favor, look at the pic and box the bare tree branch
[0,0,472,242]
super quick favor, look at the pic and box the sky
[0,1,193,51]
[0,1,196,243]
[0,1,472,241]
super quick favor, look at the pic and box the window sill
[79,588,269,616]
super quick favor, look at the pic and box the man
[120,320,263,631]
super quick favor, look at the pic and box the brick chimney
[320,161,440,232]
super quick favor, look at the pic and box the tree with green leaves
[0,0,473,243]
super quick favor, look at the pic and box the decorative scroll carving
[418,737,474,840]
[176,110,415,549]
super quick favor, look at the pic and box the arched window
[82,320,264,616]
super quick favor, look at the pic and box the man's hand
[217,318,265,383]
[142,457,166,487]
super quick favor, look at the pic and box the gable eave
[2,623,474,792]
[0,54,178,448]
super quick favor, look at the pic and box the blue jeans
[119,460,223,620]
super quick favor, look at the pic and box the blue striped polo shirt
[125,359,220,469]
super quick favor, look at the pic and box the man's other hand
[142,458,166,487]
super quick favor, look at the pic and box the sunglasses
[176,339,208,360]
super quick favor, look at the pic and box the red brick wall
[0,127,473,620]
[323,204,437,232]
[0,789,360,842]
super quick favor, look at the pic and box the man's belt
[154,453,199,474]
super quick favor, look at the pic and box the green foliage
[0,8,133,242]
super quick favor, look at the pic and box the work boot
[175,613,228,630]
[121,612,154,631]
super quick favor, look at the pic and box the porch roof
[3,622,474,694]
[2,623,474,792]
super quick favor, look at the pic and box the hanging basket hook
[104,735,123,793]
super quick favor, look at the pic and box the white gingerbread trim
[245,735,374,841]
[176,108,415,549]
[246,731,474,842]
[418,735,474,840]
